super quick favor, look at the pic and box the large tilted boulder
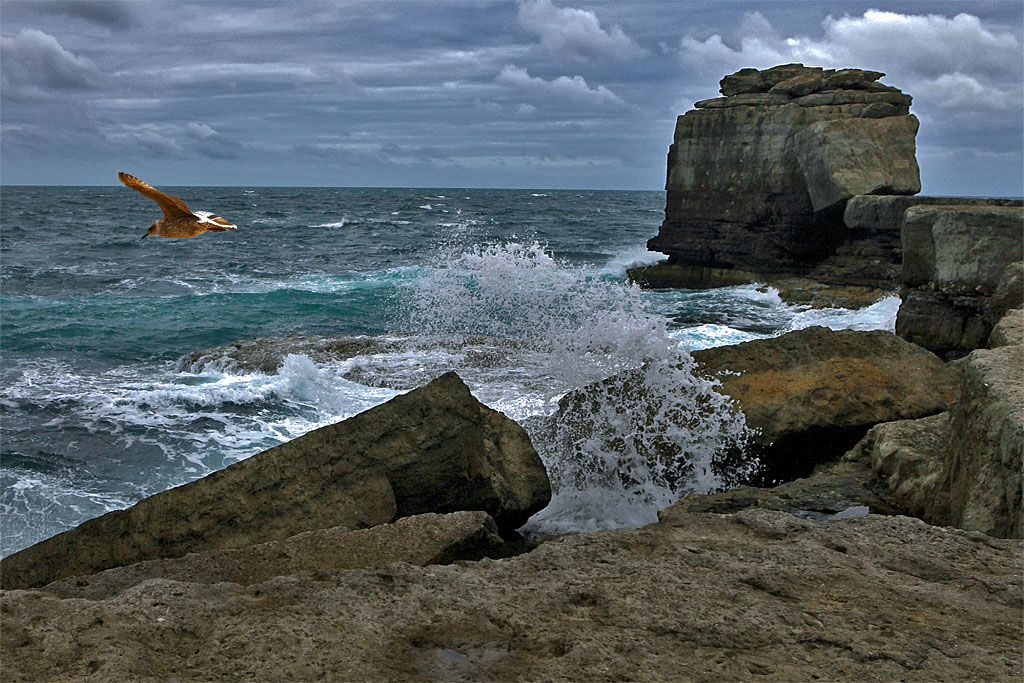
[897,206,1024,358]
[689,326,954,481]
[3,509,1020,681]
[0,372,550,590]
[647,64,920,282]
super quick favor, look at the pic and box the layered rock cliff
[647,64,921,279]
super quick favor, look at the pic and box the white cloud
[680,10,1020,78]
[913,73,1020,111]
[678,9,1022,114]
[497,65,627,108]
[0,29,104,98]
[517,0,645,62]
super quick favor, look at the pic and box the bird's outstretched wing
[118,172,194,219]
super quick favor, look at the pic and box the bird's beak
[141,234,148,240]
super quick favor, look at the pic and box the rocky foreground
[1,507,1019,681]
[2,325,1022,681]
[3,63,1022,680]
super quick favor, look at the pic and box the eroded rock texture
[897,206,1024,358]
[647,64,920,279]
[3,509,1020,681]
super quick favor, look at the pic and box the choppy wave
[1,187,900,556]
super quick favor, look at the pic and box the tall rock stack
[646,64,921,287]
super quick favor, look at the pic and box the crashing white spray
[402,239,757,535]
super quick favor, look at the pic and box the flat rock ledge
[3,508,1020,681]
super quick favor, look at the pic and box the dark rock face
[0,372,550,590]
[897,205,1024,358]
[648,64,920,280]
[3,509,1020,681]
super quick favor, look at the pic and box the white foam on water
[598,245,665,278]
[312,218,347,228]
[782,294,900,333]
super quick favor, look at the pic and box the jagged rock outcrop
[897,205,1024,358]
[989,307,1023,348]
[854,345,1023,538]
[0,372,551,590]
[3,508,1019,681]
[646,64,920,284]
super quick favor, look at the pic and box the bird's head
[141,222,158,239]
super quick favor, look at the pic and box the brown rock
[0,372,551,589]
[41,511,515,601]
[822,68,885,90]
[769,72,823,97]
[3,509,1019,681]
[719,67,766,95]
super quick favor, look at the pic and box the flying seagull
[118,172,237,239]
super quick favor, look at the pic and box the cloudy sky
[1,0,1021,194]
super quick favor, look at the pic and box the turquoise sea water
[0,186,900,556]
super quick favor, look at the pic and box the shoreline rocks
[0,372,551,590]
[3,508,1019,681]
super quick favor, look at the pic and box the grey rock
[41,511,514,601]
[794,115,921,212]
[939,345,1023,538]
[902,205,1024,292]
[0,372,551,589]
[898,204,1024,357]
[862,413,950,520]
[989,261,1024,322]
[989,307,1023,348]
[3,509,1019,681]
[650,64,919,283]
[864,345,1023,538]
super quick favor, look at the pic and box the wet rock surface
[3,508,1020,681]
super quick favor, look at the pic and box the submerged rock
[3,508,1019,681]
[0,372,550,589]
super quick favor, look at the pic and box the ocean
[0,185,900,557]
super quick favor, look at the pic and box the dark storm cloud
[0,1,1020,193]
[28,0,138,31]
[0,28,105,97]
